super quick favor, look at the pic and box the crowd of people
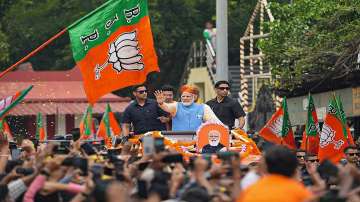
[1,81,360,202]
[2,135,360,202]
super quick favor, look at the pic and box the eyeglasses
[137,90,147,94]
[296,155,305,159]
[217,87,230,91]
[306,159,319,163]
[346,152,359,157]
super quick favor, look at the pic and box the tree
[259,0,360,92]
[1,0,106,71]
[0,27,9,66]
[0,0,258,91]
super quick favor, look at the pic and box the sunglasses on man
[217,87,230,91]
[346,152,359,157]
[137,90,147,94]
[296,155,305,159]
[306,159,319,163]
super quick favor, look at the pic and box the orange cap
[180,85,198,95]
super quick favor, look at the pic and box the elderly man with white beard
[154,85,222,132]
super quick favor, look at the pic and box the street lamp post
[216,0,229,81]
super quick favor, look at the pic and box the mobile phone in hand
[16,167,34,176]
[11,148,22,160]
[154,137,164,153]
[162,154,183,164]
[143,136,154,155]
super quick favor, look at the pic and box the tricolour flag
[80,106,94,139]
[300,94,320,155]
[0,119,13,141]
[69,0,159,104]
[0,85,33,119]
[97,104,121,148]
[259,97,296,149]
[36,113,46,141]
[318,95,350,163]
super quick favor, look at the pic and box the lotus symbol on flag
[94,31,144,80]
[269,116,283,137]
[320,123,344,149]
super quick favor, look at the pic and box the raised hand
[154,90,165,105]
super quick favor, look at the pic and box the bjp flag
[97,104,121,148]
[318,96,350,163]
[259,97,296,149]
[300,94,320,155]
[36,113,46,141]
[69,0,159,104]
[80,106,94,139]
[0,119,13,141]
[336,96,354,145]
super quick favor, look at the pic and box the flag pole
[306,134,309,154]
[305,92,310,153]
[0,28,68,79]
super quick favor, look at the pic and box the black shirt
[201,143,225,154]
[122,99,167,134]
[206,96,246,129]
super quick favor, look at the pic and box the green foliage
[0,25,9,65]
[259,0,360,91]
[1,0,106,70]
[0,0,256,88]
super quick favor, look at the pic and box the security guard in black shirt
[206,81,246,129]
[121,84,168,140]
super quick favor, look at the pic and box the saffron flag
[69,0,159,104]
[318,96,350,163]
[36,113,46,141]
[0,119,13,141]
[80,106,94,139]
[300,94,320,155]
[97,104,120,148]
[107,104,121,136]
[259,97,296,149]
[0,85,33,119]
